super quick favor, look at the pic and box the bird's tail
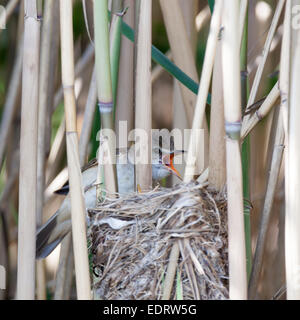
[36,212,67,259]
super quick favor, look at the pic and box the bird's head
[152,149,185,181]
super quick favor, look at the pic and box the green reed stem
[240,4,252,281]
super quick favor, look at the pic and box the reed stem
[222,0,247,299]
[115,0,134,150]
[240,2,252,280]
[110,0,124,107]
[94,0,117,197]
[285,0,300,299]
[134,0,152,191]
[17,0,40,300]
[36,0,59,299]
[60,0,91,299]
[280,0,291,137]
[208,41,226,190]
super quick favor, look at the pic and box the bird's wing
[54,158,98,195]
[53,182,70,195]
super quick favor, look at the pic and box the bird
[36,144,184,259]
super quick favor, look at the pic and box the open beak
[162,150,185,180]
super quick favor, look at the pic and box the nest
[88,181,229,300]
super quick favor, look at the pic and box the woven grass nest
[88,181,229,300]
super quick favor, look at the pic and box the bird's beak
[162,150,185,180]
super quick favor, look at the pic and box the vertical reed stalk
[60,0,91,300]
[36,0,57,227]
[110,0,124,106]
[54,64,94,299]
[53,44,94,112]
[240,2,252,280]
[115,0,134,150]
[36,0,58,300]
[183,0,223,182]
[17,0,40,300]
[134,0,152,191]
[239,0,248,49]
[222,0,247,300]
[285,0,300,300]
[280,0,291,137]
[208,41,226,190]
[279,1,291,301]
[94,0,117,197]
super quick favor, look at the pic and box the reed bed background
[0,0,296,300]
